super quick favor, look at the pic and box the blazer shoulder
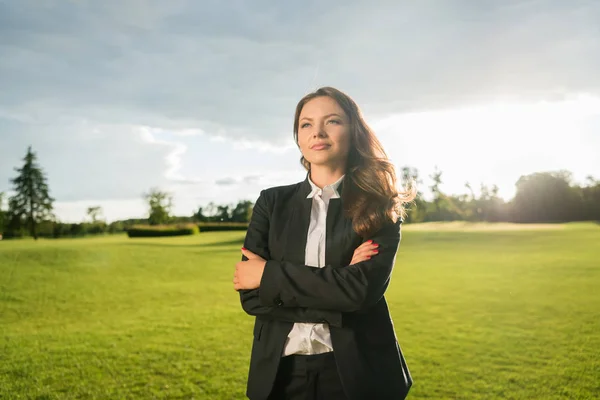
[260,181,304,200]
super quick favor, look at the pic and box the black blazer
[239,176,413,400]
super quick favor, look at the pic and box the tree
[463,182,480,221]
[216,205,231,222]
[8,146,55,240]
[193,206,207,222]
[511,171,579,222]
[579,175,600,221]
[0,192,5,234]
[429,165,443,214]
[143,188,172,225]
[231,200,253,222]
[86,206,103,223]
[400,166,426,223]
[204,202,217,222]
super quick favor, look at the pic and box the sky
[1,0,599,223]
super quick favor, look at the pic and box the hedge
[198,222,249,232]
[126,224,199,238]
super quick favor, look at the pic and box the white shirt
[282,174,345,356]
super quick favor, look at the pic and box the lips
[310,143,331,150]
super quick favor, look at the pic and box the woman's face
[297,96,351,170]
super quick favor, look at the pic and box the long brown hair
[293,86,417,237]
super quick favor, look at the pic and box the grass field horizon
[1,222,599,399]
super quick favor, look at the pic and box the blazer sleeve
[258,218,402,313]
[238,190,343,328]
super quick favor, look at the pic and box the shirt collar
[306,174,345,199]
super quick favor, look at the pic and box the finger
[241,247,259,259]
[363,241,379,249]
[353,247,376,259]
[358,243,380,255]
[355,241,378,254]
[355,245,373,255]
[356,241,372,251]
[351,250,378,264]
[357,251,373,259]
[350,253,366,265]
[243,247,267,261]
[353,244,369,256]
[362,247,379,257]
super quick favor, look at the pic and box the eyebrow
[300,113,343,122]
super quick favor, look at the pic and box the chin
[306,156,333,166]
[309,158,345,170]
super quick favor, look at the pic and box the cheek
[298,132,310,151]
[336,129,351,153]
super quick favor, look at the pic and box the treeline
[0,208,254,239]
[400,167,600,224]
[0,146,599,240]
[0,147,256,239]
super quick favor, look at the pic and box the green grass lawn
[1,223,599,399]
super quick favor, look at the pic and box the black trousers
[267,352,348,400]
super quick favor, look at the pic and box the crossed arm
[237,190,402,328]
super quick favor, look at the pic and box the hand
[350,240,379,265]
[233,248,267,291]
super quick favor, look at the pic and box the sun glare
[374,93,600,200]
[375,93,600,142]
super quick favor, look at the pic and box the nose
[313,124,327,138]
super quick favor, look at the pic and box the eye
[301,122,311,129]
[327,119,341,125]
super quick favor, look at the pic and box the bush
[126,223,199,238]
[0,230,24,239]
[197,222,248,232]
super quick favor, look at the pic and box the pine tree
[8,146,55,240]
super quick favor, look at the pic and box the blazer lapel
[283,177,313,264]
[326,198,343,266]
[326,182,355,267]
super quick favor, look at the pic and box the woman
[234,87,416,400]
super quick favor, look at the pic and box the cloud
[215,177,237,186]
[1,0,599,221]
[137,126,190,182]
[243,175,262,184]
[1,0,599,142]
[213,174,268,186]
[0,119,186,201]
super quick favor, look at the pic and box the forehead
[300,96,345,118]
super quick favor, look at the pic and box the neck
[309,165,346,189]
